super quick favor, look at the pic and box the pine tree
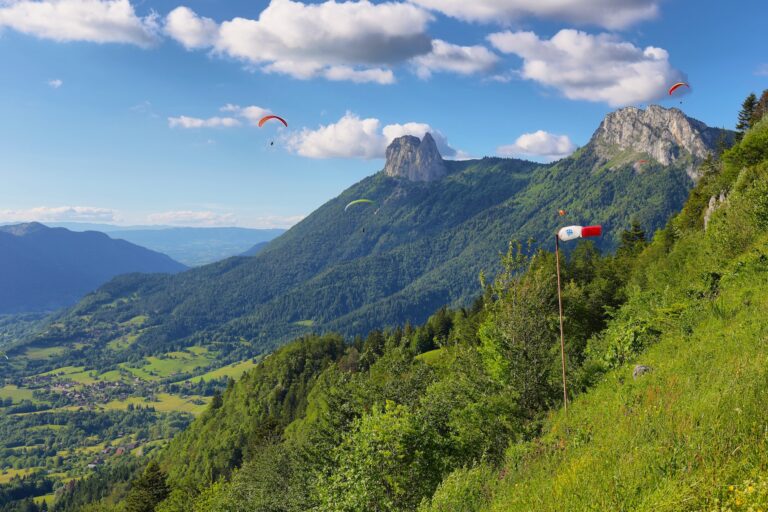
[752,89,768,126]
[124,462,170,512]
[736,93,758,140]
[618,220,647,256]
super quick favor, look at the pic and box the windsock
[557,225,602,242]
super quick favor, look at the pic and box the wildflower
[729,485,735,492]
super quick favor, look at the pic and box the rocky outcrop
[591,105,734,180]
[384,133,447,182]
[704,191,727,230]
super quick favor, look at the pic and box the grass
[187,357,261,384]
[483,243,768,512]
[107,333,139,351]
[0,384,34,403]
[23,345,66,360]
[294,320,315,327]
[103,393,210,415]
[415,348,445,365]
[0,468,37,483]
[121,315,148,327]
[119,348,214,381]
[33,493,56,507]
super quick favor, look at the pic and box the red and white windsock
[557,225,602,242]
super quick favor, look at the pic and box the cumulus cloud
[0,0,160,47]
[164,5,217,49]
[168,105,273,129]
[412,39,499,79]
[148,210,236,227]
[287,112,460,160]
[408,0,659,29]
[0,206,116,223]
[47,78,63,88]
[497,130,576,161]
[168,115,240,129]
[488,29,686,107]
[164,0,433,83]
[323,66,396,85]
[219,104,272,125]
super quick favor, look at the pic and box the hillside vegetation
[64,109,767,512]
[12,108,718,382]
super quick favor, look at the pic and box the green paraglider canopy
[344,199,375,212]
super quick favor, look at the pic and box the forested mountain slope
[16,106,730,371]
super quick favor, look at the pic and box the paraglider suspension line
[555,235,568,411]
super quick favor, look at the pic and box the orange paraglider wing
[258,115,288,128]
[558,209,567,217]
[668,82,688,95]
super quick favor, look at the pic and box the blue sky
[0,0,766,228]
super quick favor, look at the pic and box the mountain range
[47,224,286,266]
[13,106,733,368]
[0,223,186,314]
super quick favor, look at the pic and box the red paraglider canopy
[668,82,688,95]
[258,115,288,128]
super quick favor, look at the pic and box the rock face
[384,133,447,182]
[591,105,733,179]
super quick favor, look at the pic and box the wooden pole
[555,235,568,411]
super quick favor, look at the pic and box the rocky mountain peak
[591,105,732,176]
[384,133,447,182]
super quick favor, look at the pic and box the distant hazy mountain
[50,224,286,266]
[0,223,186,313]
[22,106,733,366]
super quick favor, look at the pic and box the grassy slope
[479,121,768,512]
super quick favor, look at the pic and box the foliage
[123,462,169,512]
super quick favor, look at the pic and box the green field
[0,468,36,484]
[23,345,66,360]
[103,393,210,415]
[0,384,34,403]
[414,348,445,365]
[187,357,260,383]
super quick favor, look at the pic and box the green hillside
[472,115,768,512]
[9,108,721,381]
[52,109,767,512]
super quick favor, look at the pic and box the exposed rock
[591,105,733,180]
[704,191,728,230]
[633,365,653,379]
[384,133,447,182]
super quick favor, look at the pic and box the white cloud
[755,64,768,76]
[243,214,305,229]
[168,115,241,128]
[0,0,159,47]
[288,113,385,159]
[408,0,659,29]
[488,29,686,107]
[323,66,395,85]
[412,39,499,79]
[218,104,272,126]
[497,130,576,161]
[287,112,460,159]
[0,206,116,223]
[168,105,273,129]
[148,210,236,227]
[164,0,433,83]
[164,5,217,49]
[47,78,63,88]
